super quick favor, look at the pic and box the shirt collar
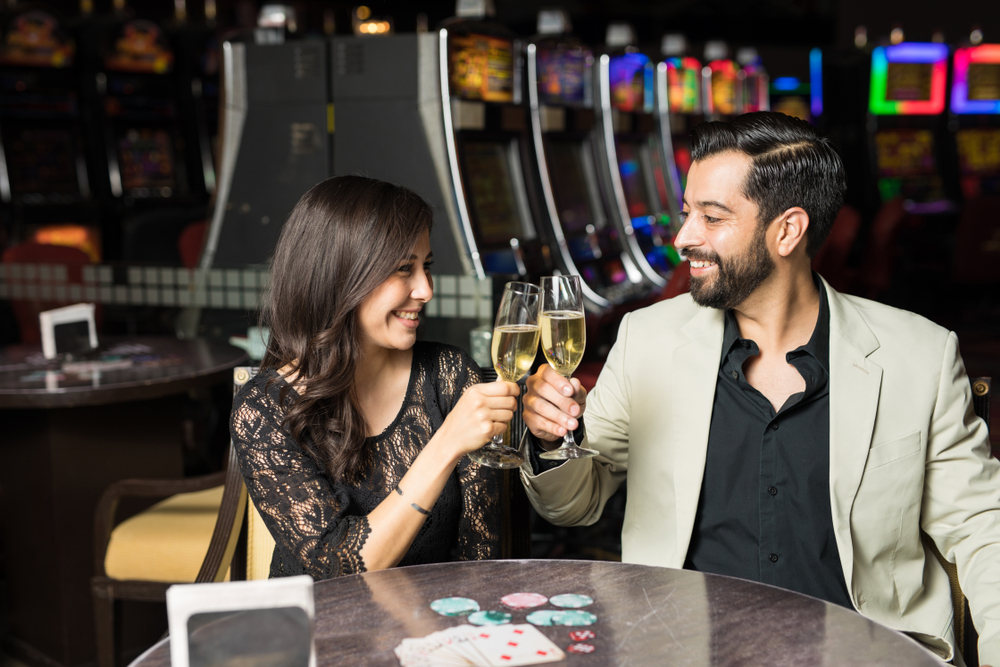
[721,273,830,371]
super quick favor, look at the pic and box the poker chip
[525,610,559,626]
[549,593,594,608]
[468,610,512,626]
[552,610,597,626]
[567,642,596,654]
[569,629,595,641]
[429,597,480,616]
[500,592,549,610]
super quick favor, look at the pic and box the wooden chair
[923,376,991,667]
[91,367,251,667]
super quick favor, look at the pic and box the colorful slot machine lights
[951,44,1000,115]
[809,47,823,118]
[869,42,948,115]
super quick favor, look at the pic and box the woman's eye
[397,264,413,274]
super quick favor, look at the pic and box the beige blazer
[521,277,1000,665]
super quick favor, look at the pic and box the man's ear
[774,207,810,258]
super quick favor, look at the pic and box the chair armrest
[93,471,226,576]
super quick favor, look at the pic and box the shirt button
[771,422,779,431]
[769,553,779,563]
[732,371,738,379]
[768,486,778,496]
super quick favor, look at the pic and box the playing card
[470,624,565,666]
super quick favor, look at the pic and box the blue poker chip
[549,593,594,608]
[430,597,480,616]
[468,610,512,626]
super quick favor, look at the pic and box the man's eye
[704,216,720,224]
[678,211,689,224]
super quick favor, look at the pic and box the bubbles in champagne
[540,311,585,378]
[492,324,540,382]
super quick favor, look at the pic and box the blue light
[773,77,801,91]
[810,48,823,117]
[620,160,639,177]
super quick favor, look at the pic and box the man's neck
[731,269,821,355]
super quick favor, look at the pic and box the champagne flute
[468,282,539,469]
[538,275,598,460]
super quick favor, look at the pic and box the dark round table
[131,560,945,666]
[0,336,247,667]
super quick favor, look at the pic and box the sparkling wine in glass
[469,282,539,468]
[538,275,598,460]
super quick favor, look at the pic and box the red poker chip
[500,592,548,610]
[569,630,595,642]
[567,642,596,654]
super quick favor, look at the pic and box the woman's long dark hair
[260,175,433,481]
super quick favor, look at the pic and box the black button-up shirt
[683,278,853,609]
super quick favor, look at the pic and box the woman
[231,175,519,579]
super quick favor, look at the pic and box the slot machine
[948,42,1000,200]
[0,6,101,257]
[525,11,657,313]
[592,23,679,287]
[658,34,703,216]
[703,40,739,121]
[92,6,212,257]
[867,41,956,212]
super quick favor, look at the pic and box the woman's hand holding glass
[469,281,539,468]
[435,380,520,461]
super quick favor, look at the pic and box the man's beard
[687,222,775,310]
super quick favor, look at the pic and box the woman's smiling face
[356,230,434,353]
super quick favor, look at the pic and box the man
[520,111,1000,665]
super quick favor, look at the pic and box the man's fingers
[529,376,582,420]
[522,411,567,441]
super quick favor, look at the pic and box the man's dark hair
[689,112,846,258]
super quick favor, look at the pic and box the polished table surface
[0,336,248,408]
[0,336,247,667]
[133,560,945,667]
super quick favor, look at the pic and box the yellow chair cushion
[105,485,227,583]
[246,500,275,580]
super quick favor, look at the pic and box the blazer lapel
[671,306,725,562]
[824,278,883,592]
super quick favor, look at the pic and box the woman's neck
[354,343,415,436]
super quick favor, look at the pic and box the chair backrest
[196,437,250,583]
[232,366,277,580]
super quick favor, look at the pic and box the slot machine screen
[449,34,514,103]
[956,128,1000,175]
[666,58,700,114]
[545,140,598,234]
[708,61,738,115]
[6,127,81,200]
[615,140,652,218]
[885,62,933,101]
[875,129,936,176]
[117,127,177,194]
[537,46,588,106]
[461,141,523,245]
[967,63,1000,101]
[609,54,652,113]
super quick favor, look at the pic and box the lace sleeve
[231,379,372,579]
[443,348,502,560]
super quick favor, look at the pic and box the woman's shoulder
[413,340,480,371]
[233,367,289,414]
[414,340,481,375]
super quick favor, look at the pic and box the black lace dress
[231,341,501,579]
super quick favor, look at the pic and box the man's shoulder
[830,288,952,350]
[625,293,704,331]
